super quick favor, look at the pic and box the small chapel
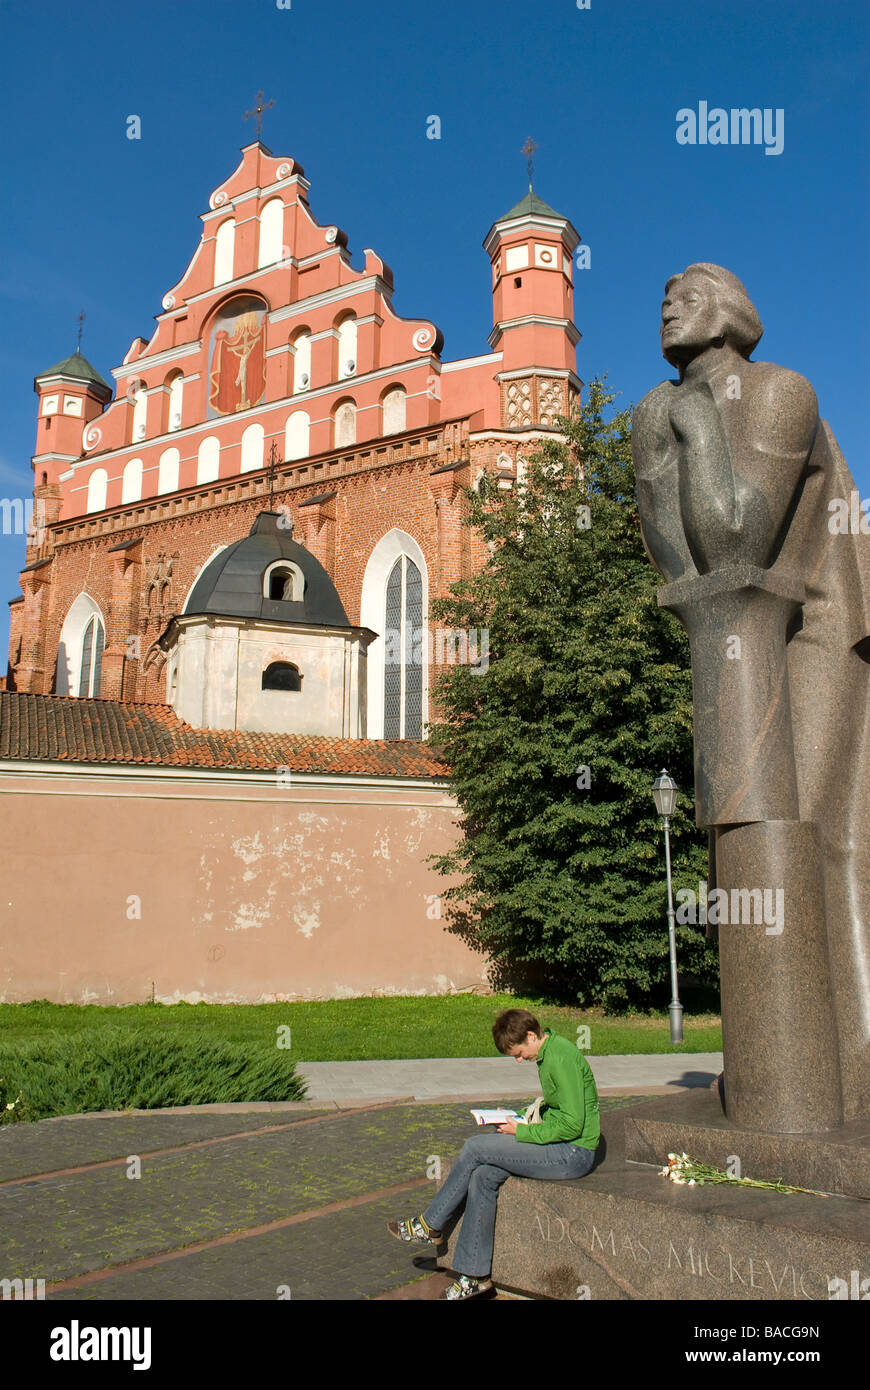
[0,136,582,1005]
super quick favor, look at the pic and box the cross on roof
[521,136,538,192]
[245,91,275,139]
[77,310,85,349]
[267,438,280,508]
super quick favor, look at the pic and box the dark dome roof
[184,512,350,627]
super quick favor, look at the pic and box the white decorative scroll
[413,327,435,351]
[325,226,338,244]
[277,162,293,179]
[162,294,176,310]
[210,190,229,209]
[83,424,102,450]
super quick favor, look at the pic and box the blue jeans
[422,1133,597,1279]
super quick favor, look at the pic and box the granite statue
[632,264,870,1132]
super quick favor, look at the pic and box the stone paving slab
[295,1054,724,1100]
[0,1111,330,1184]
[49,1195,438,1302]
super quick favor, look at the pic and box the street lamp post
[652,770,684,1045]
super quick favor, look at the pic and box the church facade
[0,140,582,1004]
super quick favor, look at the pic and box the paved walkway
[295,1053,724,1102]
[0,1054,722,1301]
[0,1095,653,1302]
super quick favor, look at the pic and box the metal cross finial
[267,439,280,508]
[521,137,538,192]
[77,310,85,350]
[245,91,275,140]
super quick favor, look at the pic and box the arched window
[157,447,180,495]
[86,468,108,513]
[383,556,423,740]
[334,400,356,448]
[214,218,236,287]
[131,384,147,442]
[284,410,309,461]
[55,594,107,697]
[167,372,184,431]
[292,331,311,393]
[262,661,302,692]
[382,386,406,435]
[197,435,220,484]
[78,616,105,697]
[360,530,429,740]
[336,316,357,379]
[257,198,284,268]
[263,560,304,601]
[240,422,265,473]
[121,457,143,504]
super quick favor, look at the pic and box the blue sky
[1,0,867,658]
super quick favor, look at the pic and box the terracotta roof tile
[0,692,451,779]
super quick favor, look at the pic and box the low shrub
[0,1027,306,1123]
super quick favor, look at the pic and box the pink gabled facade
[10,141,582,729]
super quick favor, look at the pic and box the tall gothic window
[78,616,104,697]
[384,556,423,740]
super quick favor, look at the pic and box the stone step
[443,1104,870,1301]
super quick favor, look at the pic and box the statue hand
[668,380,719,447]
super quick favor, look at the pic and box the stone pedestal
[443,1103,870,1300]
[713,820,842,1132]
[623,1088,870,1198]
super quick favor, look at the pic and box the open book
[470,1108,522,1126]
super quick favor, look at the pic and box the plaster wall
[0,768,485,1004]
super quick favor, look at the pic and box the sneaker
[440,1274,495,1301]
[387,1215,444,1250]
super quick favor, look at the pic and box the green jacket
[514,1031,600,1149]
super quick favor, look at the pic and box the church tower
[483,188,582,429]
[33,348,113,486]
[28,348,114,568]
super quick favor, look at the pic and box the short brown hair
[492,1009,543,1054]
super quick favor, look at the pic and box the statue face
[660,275,723,366]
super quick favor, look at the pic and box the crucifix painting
[208,298,267,415]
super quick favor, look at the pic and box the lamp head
[652,769,678,817]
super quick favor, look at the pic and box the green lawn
[0,995,721,1059]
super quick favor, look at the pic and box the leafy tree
[426,379,718,1011]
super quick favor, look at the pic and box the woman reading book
[387,1008,600,1300]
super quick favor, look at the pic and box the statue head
[660,263,763,368]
